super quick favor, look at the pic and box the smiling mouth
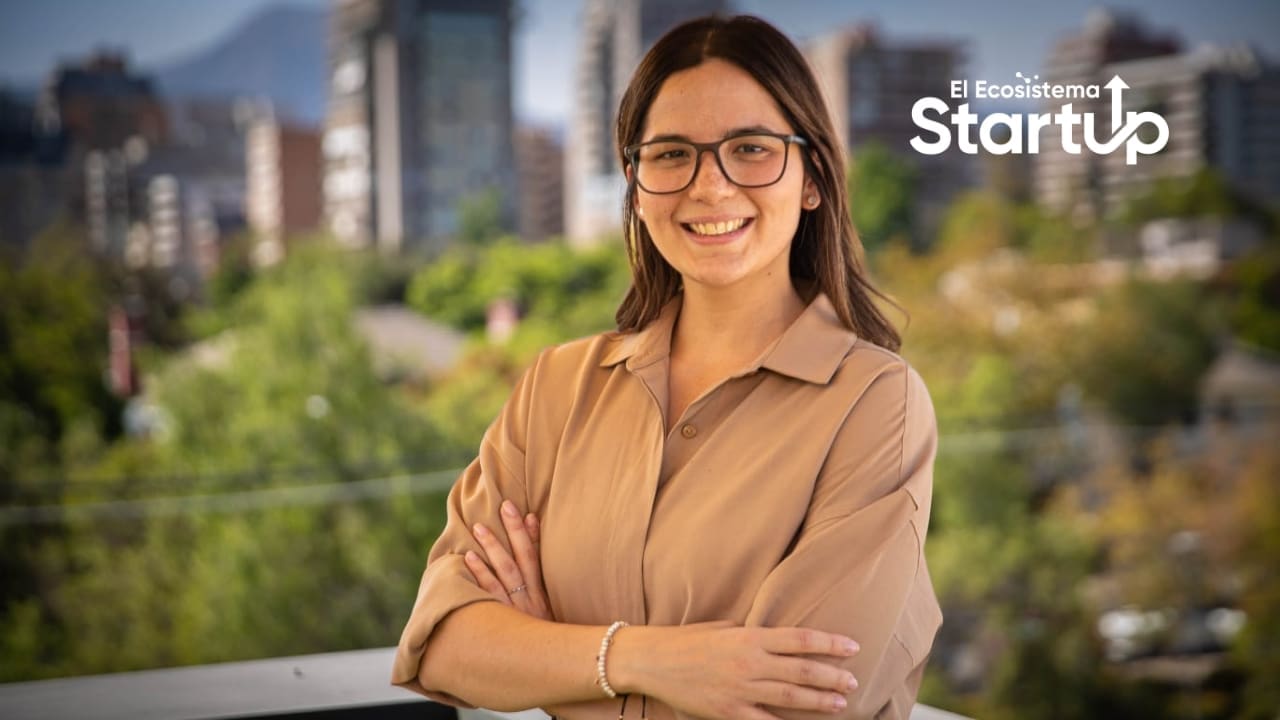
[682,218,753,236]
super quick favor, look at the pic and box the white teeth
[688,218,747,236]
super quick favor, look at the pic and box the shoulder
[526,329,623,378]
[497,330,622,438]
[831,338,933,416]
[819,339,938,511]
[512,329,636,400]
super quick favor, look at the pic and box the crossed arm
[428,501,862,719]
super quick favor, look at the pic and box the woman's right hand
[465,499,553,621]
[612,620,860,719]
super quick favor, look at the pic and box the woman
[392,15,941,720]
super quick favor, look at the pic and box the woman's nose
[686,149,734,201]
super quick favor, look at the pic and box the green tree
[1073,279,1220,426]
[0,221,119,460]
[1119,169,1276,231]
[0,245,462,680]
[1231,245,1280,353]
[847,142,917,252]
[406,237,629,341]
[456,187,507,247]
[1229,448,1280,719]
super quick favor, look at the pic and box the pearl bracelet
[596,620,629,698]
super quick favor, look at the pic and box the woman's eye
[657,149,688,160]
[732,143,772,156]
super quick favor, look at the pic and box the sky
[1,0,1278,125]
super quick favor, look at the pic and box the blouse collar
[599,291,858,385]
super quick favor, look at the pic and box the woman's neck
[671,273,806,367]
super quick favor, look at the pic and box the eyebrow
[643,125,781,143]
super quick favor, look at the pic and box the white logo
[910,74,1169,164]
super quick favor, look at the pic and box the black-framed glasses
[624,132,808,194]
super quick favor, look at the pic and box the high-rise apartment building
[805,24,968,245]
[324,0,516,255]
[515,124,564,242]
[1034,9,1181,218]
[565,0,729,246]
[85,98,259,293]
[38,52,169,153]
[1098,45,1280,214]
[246,116,323,262]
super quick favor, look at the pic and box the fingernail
[501,500,518,517]
[832,695,847,710]
[472,523,488,536]
[842,639,860,655]
[465,550,477,562]
[846,674,858,691]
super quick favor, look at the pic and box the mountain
[152,4,329,125]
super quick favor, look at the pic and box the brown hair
[613,14,901,352]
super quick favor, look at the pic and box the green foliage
[847,142,917,252]
[1119,169,1276,231]
[1230,449,1280,719]
[456,187,507,247]
[0,244,458,680]
[406,237,629,340]
[933,191,1093,264]
[936,192,1017,260]
[1073,279,1220,425]
[203,231,256,311]
[1017,204,1095,263]
[0,221,120,453]
[1231,245,1280,353]
[407,237,630,450]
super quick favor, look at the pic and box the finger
[524,513,540,546]
[752,680,848,714]
[463,550,512,606]
[501,501,547,611]
[471,523,527,604]
[523,514,551,616]
[768,656,857,693]
[760,627,859,658]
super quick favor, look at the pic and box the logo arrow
[1105,75,1129,135]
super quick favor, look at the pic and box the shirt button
[680,423,697,439]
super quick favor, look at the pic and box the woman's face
[633,58,817,293]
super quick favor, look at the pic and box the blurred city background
[1,1,1278,718]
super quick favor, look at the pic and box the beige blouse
[392,292,942,719]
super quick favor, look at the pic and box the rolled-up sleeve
[744,362,942,720]
[390,354,539,703]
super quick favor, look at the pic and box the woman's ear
[803,179,821,210]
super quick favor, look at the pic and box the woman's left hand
[466,499,553,621]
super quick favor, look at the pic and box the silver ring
[508,584,528,596]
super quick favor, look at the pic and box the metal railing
[0,647,969,719]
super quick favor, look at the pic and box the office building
[514,124,564,242]
[1099,45,1280,213]
[246,116,323,262]
[325,0,516,255]
[37,52,168,153]
[1034,9,1181,218]
[86,99,258,290]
